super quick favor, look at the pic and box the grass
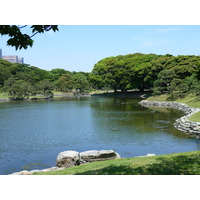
[0,92,9,99]
[146,94,170,102]
[33,151,200,175]
[0,91,72,100]
[146,93,200,108]
[188,112,200,122]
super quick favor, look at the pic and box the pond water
[0,97,199,174]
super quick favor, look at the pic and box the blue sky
[1,25,200,72]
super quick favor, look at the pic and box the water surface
[0,97,199,174]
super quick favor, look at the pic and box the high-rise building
[0,49,2,59]
[0,48,24,64]
[2,55,18,63]
[2,55,24,64]
[18,57,24,64]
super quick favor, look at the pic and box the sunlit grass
[33,151,200,175]
[147,93,200,108]
[188,112,200,122]
[0,92,9,99]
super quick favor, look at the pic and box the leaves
[0,25,59,50]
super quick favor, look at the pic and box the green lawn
[33,151,200,175]
[0,92,9,99]
[188,112,200,122]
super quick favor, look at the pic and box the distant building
[3,55,18,63]
[2,55,24,64]
[18,57,24,64]
[0,48,24,64]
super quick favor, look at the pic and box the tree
[73,73,90,93]
[57,74,73,92]
[0,25,59,50]
[0,59,13,86]
[29,66,54,83]
[91,53,159,92]
[153,70,176,95]
[167,78,182,100]
[3,78,32,99]
[34,79,54,98]
[50,68,71,80]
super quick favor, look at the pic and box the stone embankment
[139,100,200,139]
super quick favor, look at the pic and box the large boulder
[56,150,80,168]
[80,150,120,162]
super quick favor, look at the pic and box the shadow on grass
[74,154,200,175]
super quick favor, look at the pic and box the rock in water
[56,150,80,168]
[80,150,120,162]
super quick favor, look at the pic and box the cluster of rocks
[10,150,120,175]
[139,100,200,138]
[56,150,120,167]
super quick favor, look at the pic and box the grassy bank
[146,93,200,122]
[0,92,9,99]
[0,91,74,101]
[146,93,200,108]
[33,151,200,175]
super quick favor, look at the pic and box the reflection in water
[0,97,199,174]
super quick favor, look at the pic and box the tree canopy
[90,53,200,98]
[0,25,59,50]
[1,52,200,100]
[0,59,91,99]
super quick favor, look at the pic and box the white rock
[56,150,80,168]
[146,153,156,157]
[80,150,120,162]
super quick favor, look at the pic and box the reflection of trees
[90,98,138,111]
[90,97,188,138]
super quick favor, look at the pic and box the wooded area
[1,53,200,100]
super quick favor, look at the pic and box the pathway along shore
[139,100,200,139]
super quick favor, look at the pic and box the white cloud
[133,37,168,48]
[142,39,166,47]
[156,27,183,32]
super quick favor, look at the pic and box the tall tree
[73,73,90,93]
[57,74,73,92]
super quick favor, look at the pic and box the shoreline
[9,152,156,175]
[139,100,200,139]
[0,98,9,103]
[0,91,150,104]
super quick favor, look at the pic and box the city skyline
[0,48,24,64]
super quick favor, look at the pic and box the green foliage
[153,69,177,95]
[3,78,33,99]
[91,53,200,95]
[34,79,54,97]
[73,73,90,92]
[0,60,93,99]
[0,25,59,50]
[50,68,71,80]
[1,52,200,99]
[91,53,160,92]
[56,74,73,92]
[0,59,13,86]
